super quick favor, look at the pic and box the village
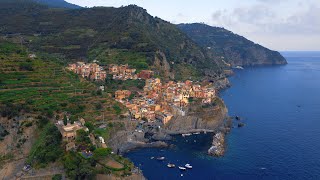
[67,62,216,126]
[115,78,216,125]
[67,62,154,81]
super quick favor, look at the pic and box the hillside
[177,23,287,66]
[0,40,136,179]
[0,1,225,81]
[32,0,81,9]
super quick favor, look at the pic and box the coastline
[110,96,229,154]
[104,77,231,179]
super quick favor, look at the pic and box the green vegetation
[84,122,95,132]
[75,129,91,145]
[27,123,63,167]
[90,49,149,71]
[0,154,13,169]
[105,78,145,93]
[52,174,62,180]
[93,148,112,160]
[0,125,9,141]
[93,128,109,141]
[0,1,226,80]
[113,105,122,115]
[0,41,122,121]
[178,23,287,66]
[63,151,95,179]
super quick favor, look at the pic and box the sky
[65,0,320,51]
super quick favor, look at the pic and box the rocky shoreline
[208,132,225,156]
[108,95,230,159]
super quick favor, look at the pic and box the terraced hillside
[0,41,137,179]
[0,41,121,121]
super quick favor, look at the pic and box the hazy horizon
[65,0,320,52]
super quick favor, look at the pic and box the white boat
[178,166,186,170]
[185,164,192,169]
[182,133,192,137]
[157,157,165,160]
[234,66,244,70]
[167,163,175,168]
[150,157,155,159]
[193,132,200,135]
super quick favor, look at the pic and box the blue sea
[126,52,320,180]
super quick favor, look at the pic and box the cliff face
[166,97,228,133]
[177,23,287,66]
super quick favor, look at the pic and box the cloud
[209,2,320,35]
[208,1,320,50]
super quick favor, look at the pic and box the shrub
[63,152,95,179]
[52,174,62,180]
[95,103,102,110]
[25,121,33,127]
[93,148,111,160]
[37,116,49,129]
[27,124,63,167]
[96,89,102,95]
[19,62,33,71]
[112,105,121,115]
[84,122,94,132]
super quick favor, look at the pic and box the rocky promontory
[107,97,229,156]
[208,132,225,156]
[165,97,228,133]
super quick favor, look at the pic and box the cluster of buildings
[67,62,107,81]
[56,117,89,151]
[115,78,216,125]
[108,64,154,80]
[55,117,107,151]
[67,62,154,82]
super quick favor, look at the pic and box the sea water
[126,52,320,180]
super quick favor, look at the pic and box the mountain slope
[33,0,81,9]
[0,2,224,80]
[177,23,287,66]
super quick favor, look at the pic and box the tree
[95,103,102,110]
[84,122,94,132]
[27,124,62,166]
[93,148,111,160]
[96,89,102,95]
[128,93,135,100]
[63,115,68,125]
[112,105,121,115]
[76,129,90,144]
[19,62,33,71]
[63,152,94,179]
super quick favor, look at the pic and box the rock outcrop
[208,132,225,157]
[166,97,228,134]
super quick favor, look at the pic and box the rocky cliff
[178,23,287,66]
[166,97,228,134]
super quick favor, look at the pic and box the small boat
[182,133,192,137]
[157,157,165,160]
[167,163,175,168]
[193,132,200,135]
[179,166,186,170]
[234,66,244,70]
[150,157,155,159]
[185,164,192,169]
